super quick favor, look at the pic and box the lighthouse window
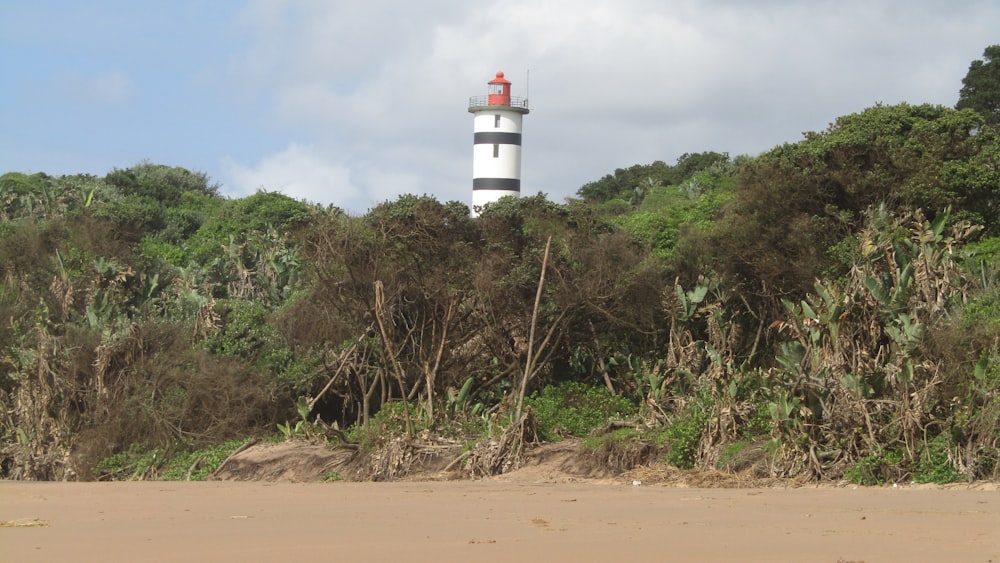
[494,114,501,128]
[493,144,499,158]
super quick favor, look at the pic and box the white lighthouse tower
[469,71,529,215]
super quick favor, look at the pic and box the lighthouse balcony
[468,96,530,113]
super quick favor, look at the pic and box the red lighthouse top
[468,70,529,113]
[487,71,512,106]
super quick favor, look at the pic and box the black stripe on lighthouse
[474,132,522,145]
[473,178,521,191]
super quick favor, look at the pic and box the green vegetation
[844,450,905,486]
[320,470,343,482]
[657,401,709,470]
[913,435,962,484]
[957,45,1000,125]
[93,438,252,481]
[525,381,637,441]
[2,46,999,484]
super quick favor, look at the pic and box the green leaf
[828,303,844,322]
[296,396,311,422]
[894,262,913,300]
[973,352,989,381]
[900,358,913,383]
[930,207,950,239]
[776,341,806,372]
[814,282,835,308]
[456,376,474,407]
[864,276,889,306]
[675,284,690,318]
[686,284,709,306]
[841,373,871,398]
[800,300,817,320]
[781,298,797,315]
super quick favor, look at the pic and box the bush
[657,402,709,469]
[525,381,637,442]
[844,449,904,485]
[741,401,773,439]
[913,434,961,484]
[346,402,427,454]
[92,442,161,481]
[160,438,253,481]
[93,438,253,481]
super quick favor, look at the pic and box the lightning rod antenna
[526,69,530,108]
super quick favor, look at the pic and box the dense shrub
[525,382,637,441]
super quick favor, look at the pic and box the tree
[684,102,1000,349]
[574,153,732,206]
[957,45,1000,125]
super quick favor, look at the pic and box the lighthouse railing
[468,96,529,110]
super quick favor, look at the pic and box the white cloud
[221,144,366,210]
[220,0,1000,210]
[221,139,472,214]
[6,0,998,208]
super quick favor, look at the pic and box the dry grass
[465,410,538,478]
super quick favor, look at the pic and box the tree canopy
[957,44,1000,125]
[699,103,999,303]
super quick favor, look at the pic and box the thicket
[2,51,999,483]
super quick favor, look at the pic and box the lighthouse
[468,71,529,215]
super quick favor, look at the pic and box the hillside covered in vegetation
[2,47,999,485]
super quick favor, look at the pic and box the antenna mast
[526,69,530,108]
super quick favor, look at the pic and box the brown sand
[1,479,996,563]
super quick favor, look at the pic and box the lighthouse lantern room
[469,71,529,215]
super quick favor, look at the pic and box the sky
[2,1,998,214]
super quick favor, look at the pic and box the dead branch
[516,236,552,419]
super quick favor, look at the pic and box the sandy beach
[1,480,996,563]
